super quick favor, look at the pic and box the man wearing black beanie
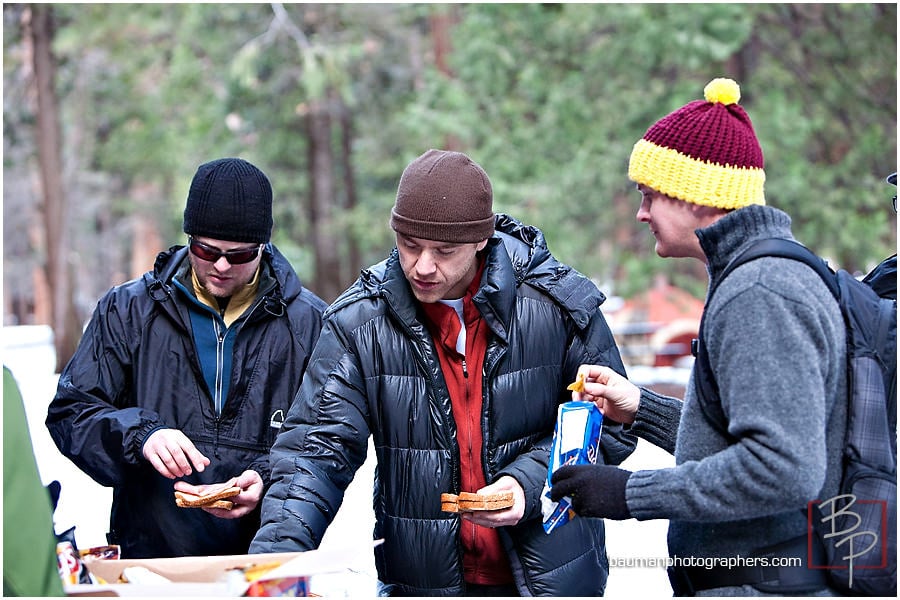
[251,149,636,596]
[47,157,328,559]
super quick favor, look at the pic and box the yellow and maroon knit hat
[628,78,765,209]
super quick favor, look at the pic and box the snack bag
[55,526,92,585]
[540,401,603,533]
[227,561,310,597]
[245,576,309,597]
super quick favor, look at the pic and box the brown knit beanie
[390,149,495,243]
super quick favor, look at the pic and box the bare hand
[572,365,640,425]
[142,428,210,479]
[173,470,263,519]
[460,475,525,529]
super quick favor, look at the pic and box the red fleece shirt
[421,263,513,586]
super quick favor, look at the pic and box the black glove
[550,464,632,520]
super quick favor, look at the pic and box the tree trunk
[338,97,361,287]
[130,181,166,280]
[429,10,454,77]
[28,4,80,372]
[306,99,343,302]
[429,8,461,151]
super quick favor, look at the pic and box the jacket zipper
[460,354,480,550]
[214,322,226,459]
[214,322,226,415]
[221,286,278,411]
[214,283,277,458]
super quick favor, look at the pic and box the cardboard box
[66,543,379,596]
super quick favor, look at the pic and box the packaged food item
[226,561,310,597]
[244,576,309,597]
[56,540,83,585]
[55,526,92,585]
[540,401,604,533]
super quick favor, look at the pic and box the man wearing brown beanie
[47,157,327,559]
[252,149,637,596]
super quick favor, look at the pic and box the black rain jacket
[46,244,326,558]
[250,214,636,596]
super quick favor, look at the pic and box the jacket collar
[146,244,300,317]
[697,204,795,284]
[375,213,605,338]
[188,262,261,326]
[493,213,605,330]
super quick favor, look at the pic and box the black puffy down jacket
[250,215,636,595]
[46,245,326,558]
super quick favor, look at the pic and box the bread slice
[457,491,514,511]
[440,493,460,513]
[174,485,240,508]
[175,495,234,509]
[441,491,514,513]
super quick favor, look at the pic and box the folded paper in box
[540,401,603,533]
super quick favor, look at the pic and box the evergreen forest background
[3,3,897,369]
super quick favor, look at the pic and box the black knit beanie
[183,157,273,244]
[390,149,494,243]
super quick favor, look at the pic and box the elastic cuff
[136,424,167,461]
[630,387,681,453]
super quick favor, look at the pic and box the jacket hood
[494,213,606,329]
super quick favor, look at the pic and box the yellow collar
[191,266,261,327]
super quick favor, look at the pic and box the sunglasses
[189,238,261,265]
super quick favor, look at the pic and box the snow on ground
[3,325,675,597]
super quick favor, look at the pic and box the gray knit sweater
[626,205,848,565]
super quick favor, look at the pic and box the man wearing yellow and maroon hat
[550,79,849,595]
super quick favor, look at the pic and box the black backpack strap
[692,239,837,434]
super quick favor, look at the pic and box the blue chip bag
[541,401,603,533]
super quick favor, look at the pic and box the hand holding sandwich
[173,469,263,519]
[459,475,524,529]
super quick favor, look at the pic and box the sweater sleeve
[629,386,681,455]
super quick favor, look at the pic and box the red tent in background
[607,275,705,367]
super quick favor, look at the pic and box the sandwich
[174,485,241,509]
[440,491,514,513]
